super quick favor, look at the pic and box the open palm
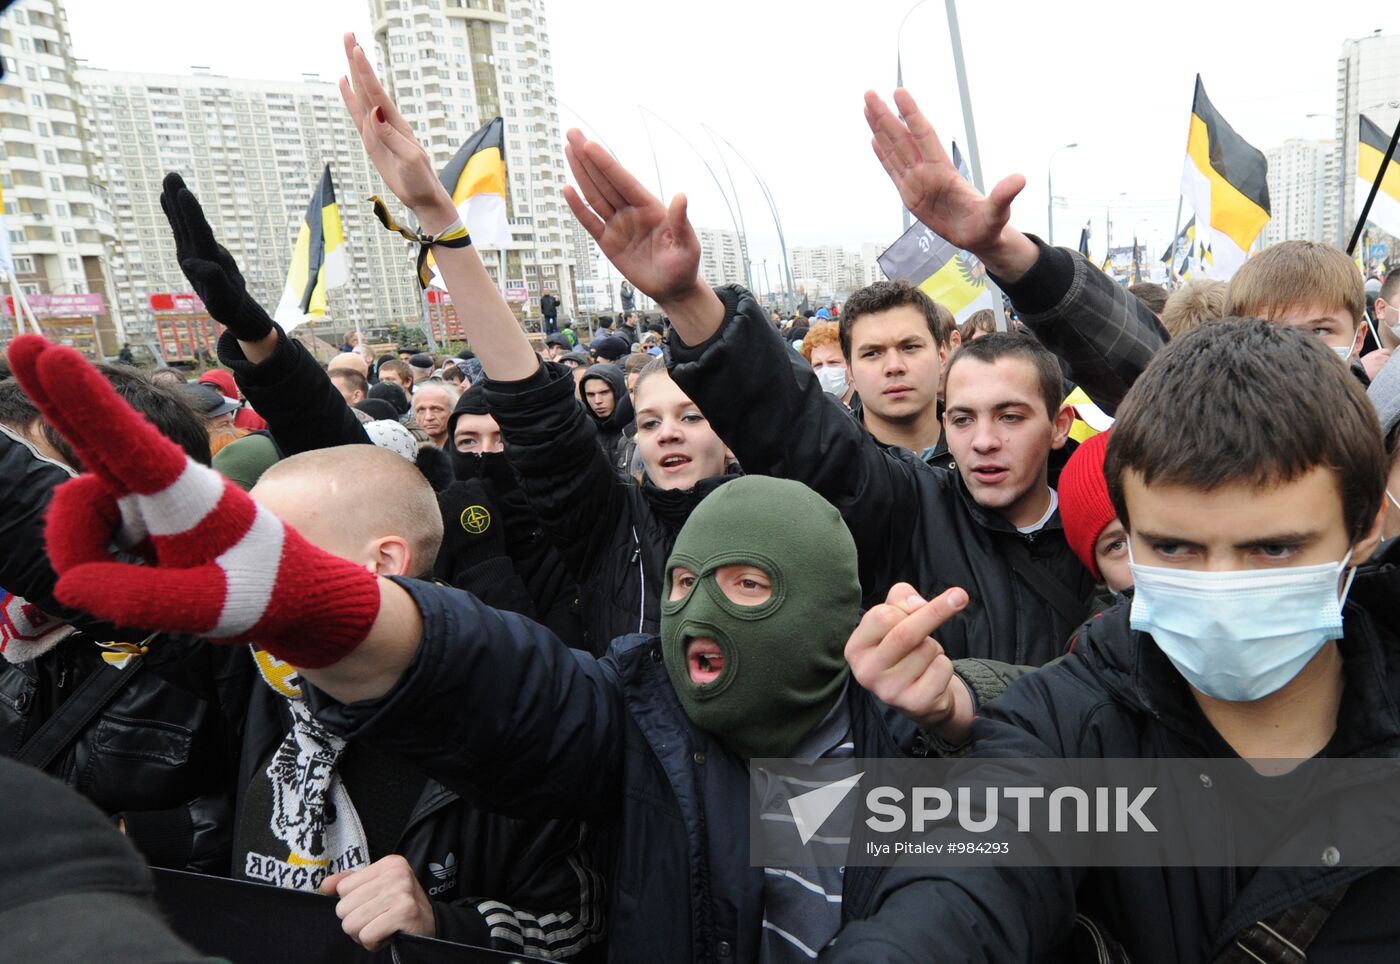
[864,89,1025,253]
[563,129,701,304]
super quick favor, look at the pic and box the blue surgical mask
[1128,546,1356,702]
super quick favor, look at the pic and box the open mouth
[970,465,1010,485]
[686,637,726,685]
[659,454,693,473]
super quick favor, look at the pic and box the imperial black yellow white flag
[423,117,510,289]
[1077,222,1091,260]
[1357,114,1400,240]
[274,165,347,333]
[1180,76,1270,280]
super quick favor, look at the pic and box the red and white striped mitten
[7,335,380,668]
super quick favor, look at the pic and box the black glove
[159,172,275,342]
[433,478,538,619]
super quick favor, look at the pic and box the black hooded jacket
[483,360,733,654]
[579,364,636,472]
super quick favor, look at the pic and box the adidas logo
[429,853,457,881]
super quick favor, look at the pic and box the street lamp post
[895,0,930,232]
[1046,142,1077,247]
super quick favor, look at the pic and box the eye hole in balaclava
[660,475,861,760]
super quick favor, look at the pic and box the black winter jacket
[667,288,1093,666]
[483,360,733,653]
[579,363,635,472]
[313,578,923,964]
[231,657,604,957]
[828,551,1400,963]
[0,427,238,873]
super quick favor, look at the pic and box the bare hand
[864,90,1036,279]
[846,583,972,734]
[562,130,705,306]
[339,33,456,231]
[321,854,436,951]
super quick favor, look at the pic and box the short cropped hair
[800,321,842,362]
[329,368,369,398]
[378,359,412,383]
[258,444,444,576]
[1226,240,1365,329]
[944,331,1064,419]
[0,366,211,467]
[1128,282,1169,316]
[839,281,956,360]
[1160,280,1227,339]
[1105,318,1384,542]
[1379,272,1400,304]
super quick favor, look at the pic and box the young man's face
[383,370,413,394]
[582,378,616,418]
[453,412,504,454]
[846,306,950,423]
[1094,519,1133,593]
[808,342,848,375]
[1258,303,1365,359]
[943,356,1070,528]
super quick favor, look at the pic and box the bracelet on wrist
[369,195,473,288]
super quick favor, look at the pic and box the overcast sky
[63,0,1396,279]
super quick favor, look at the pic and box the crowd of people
[2,33,1400,964]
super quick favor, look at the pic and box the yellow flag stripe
[1185,114,1270,250]
[916,257,983,316]
[1358,139,1400,206]
[451,146,507,207]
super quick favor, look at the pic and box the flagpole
[1168,196,1184,287]
[942,0,1009,331]
[1347,112,1400,256]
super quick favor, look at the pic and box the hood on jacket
[579,364,634,435]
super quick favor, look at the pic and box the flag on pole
[1180,76,1270,280]
[1160,217,1196,278]
[274,165,347,333]
[1077,222,1091,260]
[877,142,995,321]
[420,117,511,290]
[1357,114,1400,240]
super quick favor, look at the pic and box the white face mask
[1332,344,1354,363]
[815,366,849,398]
[1128,546,1356,702]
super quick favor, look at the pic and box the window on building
[12,255,33,273]
[48,176,62,191]
[66,257,79,272]
[60,230,74,244]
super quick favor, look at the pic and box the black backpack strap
[1003,538,1090,627]
[1214,882,1351,964]
[15,657,143,771]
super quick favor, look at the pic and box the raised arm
[338,34,536,383]
[865,89,1166,413]
[158,174,369,455]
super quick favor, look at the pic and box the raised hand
[339,33,457,232]
[5,335,382,668]
[159,172,275,342]
[563,129,705,307]
[845,582,973,735]
[865,89,1037,278]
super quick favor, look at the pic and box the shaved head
[252,444,442,576]
[329,352,369,377]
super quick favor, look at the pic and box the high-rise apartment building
[791,243,885,301]
[369,0,574,321]
[0,0,123,357]
[1261,139,1335,248]
[696,226,748,288]
[1334,30,1400,247]
[78,68,421,344]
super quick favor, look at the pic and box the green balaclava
[661,475,862,760]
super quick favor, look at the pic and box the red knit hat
[1057,430,1116,580]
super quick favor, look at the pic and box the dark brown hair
[1105,317,1385,541]
[944,331,1065,419]
[1127,282,1169,316]
[839,281,956,360]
